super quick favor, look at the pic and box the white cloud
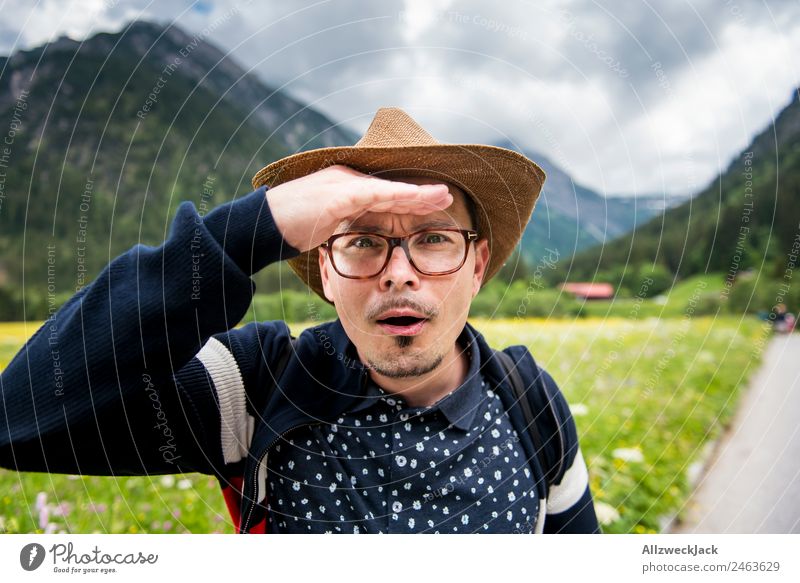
[0,0,797,197]
[601,18,800,195]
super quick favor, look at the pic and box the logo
[20,543,46,571]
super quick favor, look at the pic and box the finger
[363,197,453,214]
[360,190,453,211]
[358,179,450,201]
[330,181,451,218]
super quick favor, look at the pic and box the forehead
[338,176,472,233]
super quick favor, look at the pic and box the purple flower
[38,507,49,531]
[34,492,49,530]
[35,492,47,511]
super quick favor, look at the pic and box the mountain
[0,19,709,319]
[0,20,359,313]
[491,140,685,272]
[557,88,800,293]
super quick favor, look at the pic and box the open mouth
[376,315,429,335]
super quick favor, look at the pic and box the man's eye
[421,232,451,244]
[351,237,378,248]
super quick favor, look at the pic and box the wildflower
[570,403,588,416]
[612,447,644,463]
[594,501,620,525]
[86,502,107,513]
[35,493,49,531]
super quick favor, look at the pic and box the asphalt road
[669,332,800,533]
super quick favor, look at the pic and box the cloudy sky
[1,0,798,197]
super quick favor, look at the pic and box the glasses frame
[320,227,479,279]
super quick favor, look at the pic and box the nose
[379,244,420,291]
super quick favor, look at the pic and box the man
[0,107,600,534]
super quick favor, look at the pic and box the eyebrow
[341,219,463,234]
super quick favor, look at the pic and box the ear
[472,238,490,298]
[318,247,336,304]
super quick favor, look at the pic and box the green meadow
[0,315,771,534]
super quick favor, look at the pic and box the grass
[0,315,771,533]
[577,273,728,319]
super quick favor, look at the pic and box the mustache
[366,297,439,321]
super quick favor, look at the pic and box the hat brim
[251,144,546,305]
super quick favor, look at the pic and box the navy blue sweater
[0,186,601,533]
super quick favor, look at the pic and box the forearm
[0,186,299,475]
[544,485,602,533]
[543,448,602,533]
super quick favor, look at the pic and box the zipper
[241,421,320,533]
[240,367,370,533]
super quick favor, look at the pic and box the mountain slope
[561,89,800,289]
[0,20,358,310]
[491,140,683,271]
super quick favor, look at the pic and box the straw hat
[251,107,546,305]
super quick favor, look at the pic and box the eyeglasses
[320,228,479,279]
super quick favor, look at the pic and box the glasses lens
[408,230,466,273]
[331,234,390,277]
[330,231,467,277]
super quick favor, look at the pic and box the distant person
[771,302,795,333]
[0,108,599,534]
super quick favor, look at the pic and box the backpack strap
[263,335,296,408]
[248,336,297,417]
[492,348,564,491]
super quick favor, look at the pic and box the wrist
[203,186,302,275]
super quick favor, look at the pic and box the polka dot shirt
[264,332,540,533]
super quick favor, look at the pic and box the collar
[340,321,484,431]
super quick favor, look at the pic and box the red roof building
[559,282,615,300]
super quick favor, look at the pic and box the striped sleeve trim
[256,455,269,504]
[546,447,589,514]
[196,337,254,465]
